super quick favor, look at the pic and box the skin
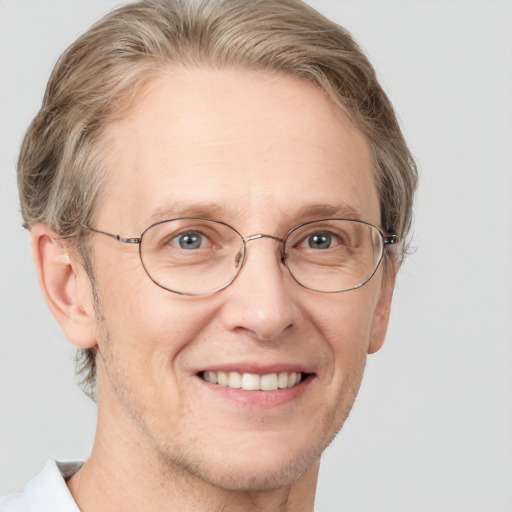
[31,67,394,512]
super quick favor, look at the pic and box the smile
[200,371,304,391]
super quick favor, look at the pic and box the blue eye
[174,231,203,250]
[307,232,332,249]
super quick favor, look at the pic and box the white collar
[0,459,82,512]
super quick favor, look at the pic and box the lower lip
[198,375,312,408]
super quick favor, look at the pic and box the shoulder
[0,460,83,512]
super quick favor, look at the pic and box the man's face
[87,68,392,490]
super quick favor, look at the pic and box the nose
[219,236,301,341]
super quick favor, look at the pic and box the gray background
[1,1,511,510]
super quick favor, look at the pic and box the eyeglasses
[82,218,398,295]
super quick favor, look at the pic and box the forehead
[99,67,379,232]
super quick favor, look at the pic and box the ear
[30,223,97,349]
[367,274,395,354]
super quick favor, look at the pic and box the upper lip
[195,362,313,375]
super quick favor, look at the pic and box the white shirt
[0,460,82,512]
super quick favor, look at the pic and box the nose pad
[234,248,244,268]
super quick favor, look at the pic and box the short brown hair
[18,0,418,400]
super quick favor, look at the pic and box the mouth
[199,371,308,391]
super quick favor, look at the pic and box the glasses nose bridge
[241,233,286,265]
[243,233,284,244]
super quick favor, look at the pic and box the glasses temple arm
[382,234,399,247]
[81,224,141,244]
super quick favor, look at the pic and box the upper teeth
[202,371,302,391]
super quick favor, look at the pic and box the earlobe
[367,276,395,354]
[30,223,97,349]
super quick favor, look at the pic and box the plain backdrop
[1,1,511,511]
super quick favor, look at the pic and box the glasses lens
[284,220,384,292]
[140,219,244,295]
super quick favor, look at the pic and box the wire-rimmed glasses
[82,218,398,295]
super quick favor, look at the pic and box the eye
[304,231,335,250]
[171,231,206,250]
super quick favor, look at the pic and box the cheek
[311,290,377,351]
[302,294,376,444]
[306,284,382,398]
[95,263,220,385]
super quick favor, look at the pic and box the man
[0,0,416,510]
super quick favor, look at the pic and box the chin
[160,423,336,492]
[189,449,317,492]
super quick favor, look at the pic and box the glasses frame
[81,218,398,295]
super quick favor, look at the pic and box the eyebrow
[145,201,362,223]
[143,201,241,227]
[293,203,363,220]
